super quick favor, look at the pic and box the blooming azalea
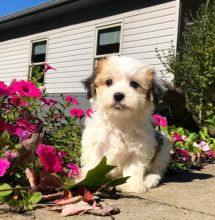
[58,150,67,158]
[9,80,41,97]
[4,122,32,140]
[208,150,215,158]
[43,63,56,73]
[0,81,9,96]
[69,108,84,117]
[17,118,37,133]
[14,128,32,140]
[86,108,93,118]
[0,158,10,177]
[5,151,17,161]
[199,141,211,152]
[67,162,80,179]
[152,114,168,127]
[10,95,29,107]
[173,132,185,142]
[37,144,62,173]
[65,96,79,105]
[41,97,58,107]
[176,148,192,161]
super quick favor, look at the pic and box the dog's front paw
[143,174,161,189]
[117,182,148,194]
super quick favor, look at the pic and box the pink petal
[0,159,10,177]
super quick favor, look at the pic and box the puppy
[81,55,171,193]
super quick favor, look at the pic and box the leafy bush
[0,75,89,210]
[157,0,215,124]
[0,66,127,213]
[154,114,215,171]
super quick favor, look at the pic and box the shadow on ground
[162,171,214,183]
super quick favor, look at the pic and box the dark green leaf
[65,156,127,190]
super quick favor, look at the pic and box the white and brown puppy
[81,55,171,193]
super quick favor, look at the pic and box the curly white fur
[81,56,171,193]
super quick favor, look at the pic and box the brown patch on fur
[94,58,124,87]
[132,66,155,98]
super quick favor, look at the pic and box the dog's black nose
[114,92,125,102]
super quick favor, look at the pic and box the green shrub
[157,0,215,125]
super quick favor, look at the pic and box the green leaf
[107,176,130,187]
[65,157,128,190]
[28,192,42,205]
[0,183,12,197]
[0,131,10,145]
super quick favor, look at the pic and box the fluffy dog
[81,55,171,193]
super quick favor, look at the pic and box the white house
[0,0,200,103]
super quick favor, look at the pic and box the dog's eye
[130,81,139,89]
[105,79,113,86]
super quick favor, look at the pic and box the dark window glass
[31,41,47,63]
[96,26,121,56]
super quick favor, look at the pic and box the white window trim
[94,21,123,59]
[28,38,48,80]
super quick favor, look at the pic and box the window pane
[96,26,121,56]
[31,41,47,63]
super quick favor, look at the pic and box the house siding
[0,0,178,94]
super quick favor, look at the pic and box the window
[95,23,122,57]
[29,40,47,85]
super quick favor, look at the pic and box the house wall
[0,0,179,97]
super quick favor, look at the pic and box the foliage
[154,114,215,171]
[66,157,129,190]
[0,70,84,211]
[157,0,215,124]
[0,67,129,212]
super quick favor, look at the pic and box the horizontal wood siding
[0,0,177,92]
[0,40,29,84]
[122,1,177,81]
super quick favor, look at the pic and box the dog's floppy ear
[144,66,166,104]
[82,72,96,99]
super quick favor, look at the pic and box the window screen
[96,26,121,56]
[31,41,47,63]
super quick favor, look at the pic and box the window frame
[28,38,48,83]
[94,21,123,59]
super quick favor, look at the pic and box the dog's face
[83,56,164,119]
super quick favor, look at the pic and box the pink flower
[5,151,17,161]
[69,108,84,117]
[58,150,67,158]
[43,63,56,73]
[0,159,10,177]
[199,141,211,152]
[0,81,9,96]
[173,132,185,142]
[86,108,93,118]
[10,95,29,107]
[1,121,31,140]
[17,119,37,133]
[208,150,215,158]
[152,114,168,127]
[67,163,80,179]
[9,80,41,97]
[37,144,62,173]
[41,97,58,107]
[14,127,32,140]
[65,96,79,105]
[176,148,192,161]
